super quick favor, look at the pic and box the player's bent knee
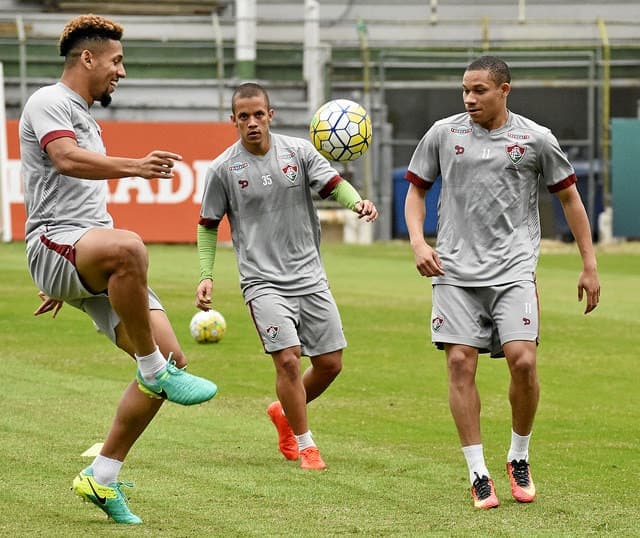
[323,360,342,379]
[113,236,149,270]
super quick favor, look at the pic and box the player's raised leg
[134,310,218,405]
[73,308,216,522]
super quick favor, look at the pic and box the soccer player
[195,82,377,470]
[404,56,600,508]
[19,14,218,524]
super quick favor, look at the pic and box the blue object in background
[552,160,603,241]
[392,167,441,237]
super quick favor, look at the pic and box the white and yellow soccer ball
[309,99,372,162]
[189,309,227,344]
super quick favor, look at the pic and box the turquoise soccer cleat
[72,467,142,524]
[136,358,218,405]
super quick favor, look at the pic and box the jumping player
[19,14,218,524]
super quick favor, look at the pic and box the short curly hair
[58,14,123,57]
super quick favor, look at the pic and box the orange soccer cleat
[299,446,327,470]
[266,401,299,461]
[471,473,500,509]
[506,459,537,503]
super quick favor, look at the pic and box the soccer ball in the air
[309,99,372,162]
[189,310,227,343]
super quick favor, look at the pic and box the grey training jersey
[200,133,341,303]
[19,82,113,245]
[406,111,576,286]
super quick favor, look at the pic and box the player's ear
[501,82,511,98]
[80,49,93,69]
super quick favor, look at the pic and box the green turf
[1,240,638,536]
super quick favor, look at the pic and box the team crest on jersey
[506,143,526,165]
[282,163,298,182]
[265,325,279,341]
[229,161,249,174]
[432,316,445,332]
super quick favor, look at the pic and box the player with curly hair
[19,14,218,524]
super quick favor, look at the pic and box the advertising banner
[2,120,237,242]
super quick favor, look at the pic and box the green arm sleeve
[331,179,362,211]
[197,224,218,282]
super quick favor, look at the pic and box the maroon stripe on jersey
[405,170,434,190]
[548,173,577,193]
[199,217,221,228]
[39,234,76,265]
[40,130,77,149]
[318,175,342,199]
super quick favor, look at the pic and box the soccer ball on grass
[189,310,227,343]
[309,99,372,162]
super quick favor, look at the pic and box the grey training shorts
[248,289,347,356]
[27,227,163,344]
[431,281,539,358]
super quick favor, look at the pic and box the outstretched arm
[555,184,600,314]
[330,179,378,222]
[45,136,182,180]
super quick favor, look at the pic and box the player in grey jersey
[404,56,600,509]
[19,14,217,524]
[196,82,378,470]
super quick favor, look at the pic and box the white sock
[135,346,167,382]
[91,454,123,485]
[462,444,490,485]
[295,431,316,451]
[507,430,531,463]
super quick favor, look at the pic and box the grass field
[1,240,638,537]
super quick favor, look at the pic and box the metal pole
[518,0,526,23]
[211,12,225,121]
[597,17,611,210]
[356,18,373,243]
[429,0,438,24]
[0,62,11,242]
[17,15,27,109]
[586,51,596,234]
[304,0,322,115]
[235,0,256,79]
[356,18,372,201]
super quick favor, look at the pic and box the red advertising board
[4,119,238,242]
